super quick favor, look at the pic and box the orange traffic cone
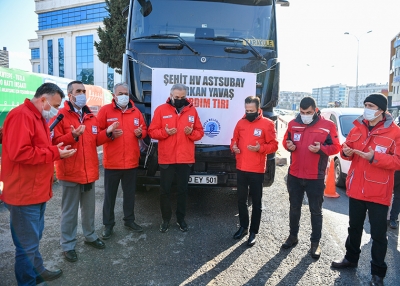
[324,159,340,198]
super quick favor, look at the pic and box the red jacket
[0,99,60,205]
[51,101,110,184]
[341,114,400,206]
[148,99,204,164]
[97,100,147,169]
[230,111,278,173]
[283,114,340,180]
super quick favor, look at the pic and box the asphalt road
[0,118,399,286]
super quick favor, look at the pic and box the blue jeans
[287,174,325,242]
[5,203,46,286]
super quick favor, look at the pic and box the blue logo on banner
[203,118,221,138]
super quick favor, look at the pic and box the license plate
[188,175,217,185]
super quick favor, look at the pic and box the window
[31,48,40,60]
[38,3,107,30]
[339,115,359,137]
[76,35,94,84]
[58,38,64,77]
[329,114,338,131]
[107,66,114,91]
[48,40,53,75]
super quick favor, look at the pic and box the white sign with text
[151,68,256,145]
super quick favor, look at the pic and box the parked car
[320,108,364,187]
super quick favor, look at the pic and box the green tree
[94,0,129,74]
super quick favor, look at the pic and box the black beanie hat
[363,93,387,111]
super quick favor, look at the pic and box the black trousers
[345,197,388,278]
[103,168,137,227]
[237,170,264,234]
[287,174,325,243]
[389,171,400,221]
[159,164,191,223]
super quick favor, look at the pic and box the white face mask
[116,95,129,107]
[363,108,380,121]
[301,113,314,125]
[74,93,87,108]
[42,100,58,120]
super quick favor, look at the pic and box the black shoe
[160,221,170,233]
[331,258,358,268]
[177,220,188,232]
[124,221,143,232]
[389,219,398,229]
[63,250,78,262]
[247,232,256,247]
[370,275,384,286]
[84,238,106,249]
[310,242,321,259]
[102,226,113,240]
[233,227,248,239]
[36,269,63,284]
[281,235,298,249]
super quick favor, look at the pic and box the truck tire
[263,159,276,187]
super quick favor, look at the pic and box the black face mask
[173,98,186,108]
[246,112,258,122]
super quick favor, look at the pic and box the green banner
[0,67,43,113]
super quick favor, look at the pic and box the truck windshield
[130,0,275,49]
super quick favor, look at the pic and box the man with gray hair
[148,83,204,233]
[97,82,147,239]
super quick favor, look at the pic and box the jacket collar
[65,100,93,117]
[241,110,263,121]
[354,112,393,130]
[166,97,192,112]
[112,99,135,112]
[294,112,320,126]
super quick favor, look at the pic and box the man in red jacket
[230,96,278,246]
[331,94,400,286]
[51,81,119,263]
[148,83,204,233]
[282,97,340,259]
[0,83,76,285]
[97,82,147,239]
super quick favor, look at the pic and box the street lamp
[344,30,372,107]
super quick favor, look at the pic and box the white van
[320,108,364,187]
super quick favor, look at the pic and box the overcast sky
[1,0,400,93]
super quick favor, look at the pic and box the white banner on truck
[151,68,256,145]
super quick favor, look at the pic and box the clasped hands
[286,140,321,153]
[165,124,193,136]
[232,141,260,153]
[343,143,374,161]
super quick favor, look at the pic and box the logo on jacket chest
[375,145,387,153]
[253,128,262,137]
[134,118,139,126]
[163,115,172,119]
[188,115,194,123]
[92,126,98,134]
[293,133,301,141]
[107,118,118,122]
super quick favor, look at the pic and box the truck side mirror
[122,5,129,18]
